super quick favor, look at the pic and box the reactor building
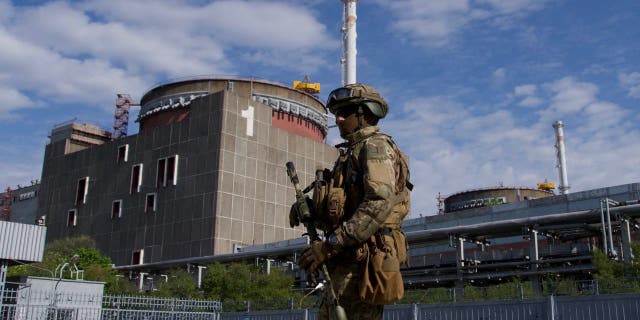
[37,77,337,266]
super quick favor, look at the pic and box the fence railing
[215,278,640,312]
[3,278,639,318]
[219,294,640,320]
[0,287,221,320]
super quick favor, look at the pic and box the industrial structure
[37,77,337,266]
[0,220,47,303]
[0,182,41,225]
[341,0,358,85]
[444,186,553,213]
[553,120,570,195]
[4,0,635,299]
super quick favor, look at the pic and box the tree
[201,262,298,311]
[7,235,132,294]
[153,269,202,299]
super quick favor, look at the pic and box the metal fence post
[547,295,556,320]
[518,283,524,300]
[413,303,419,320]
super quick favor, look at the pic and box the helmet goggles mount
[326,84,388,119]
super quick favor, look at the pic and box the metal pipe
[341,0,358,85]
[406,204,640,244]
[600,200,609,255]
[553,121,570,194]
[605,199,615,257]
[113,204,640,271]
[621,219,633,263]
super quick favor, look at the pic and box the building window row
[129,154,179,193]
[112,199,123,219]
[132,249,144,265]
[67,209,77,227]
[157,155,179,188]
[117,144,129,163]
[75,177,89,206]
[66,154,175,228]
[145,193,157,213]
[131,164,143,193]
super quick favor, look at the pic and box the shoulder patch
[365,136,393,160]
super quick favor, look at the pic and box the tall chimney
[341,0,358,85]
[553,121,570,195]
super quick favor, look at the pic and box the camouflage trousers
[318,261,384,320]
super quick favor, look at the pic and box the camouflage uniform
[317,125,411,320]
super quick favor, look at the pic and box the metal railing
[214,278,640,313]
[0,287,221,320]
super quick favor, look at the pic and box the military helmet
[326,83,388,119]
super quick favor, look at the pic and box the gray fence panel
[384,304,415,320]
[417,299,548,320]
[307,309,318,320]
[101,309,219,320]
[220,309,307,320]
[555,294,640,320]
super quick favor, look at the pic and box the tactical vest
[313,131,412,234]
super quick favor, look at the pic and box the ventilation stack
[553,121,570,195]
[341,0,358,85]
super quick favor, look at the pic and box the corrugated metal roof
[0,220,46,263]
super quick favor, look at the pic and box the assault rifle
[286,161,347,320]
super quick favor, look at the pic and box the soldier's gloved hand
[299,241,338,274]
[289,203,300,227]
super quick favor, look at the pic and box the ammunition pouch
[358,229,406,305]
[359,232,406,305]
[326,188,346,228]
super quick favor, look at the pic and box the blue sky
[1,0,639,217]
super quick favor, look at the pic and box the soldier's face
[336,108,359,138]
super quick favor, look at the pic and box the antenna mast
[341,0,358,85]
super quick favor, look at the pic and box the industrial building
[1,182,41,225]
[443,186,553,213]
[37,77,337,266]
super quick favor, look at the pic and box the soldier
[292,83,412,320]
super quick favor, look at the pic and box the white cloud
[514,84,543,107]
[546,77,598,114]
[0,85,35,119]
[383,75,640,217]
[493,68,506,80]
[514,84,536,96]
[0,28,148,112]
[0,0,336,116]
[377,0,549,46]
[384,95,554,215]
[619,72,640,98]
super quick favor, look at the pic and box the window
[67,209,77,227]
[130,164,143,194]
[117,144,129,163]
[75,177,89,205]
[145,193,157,213]
[112,200,122,219]
[156,155,179,187]
[132,249,144,265]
